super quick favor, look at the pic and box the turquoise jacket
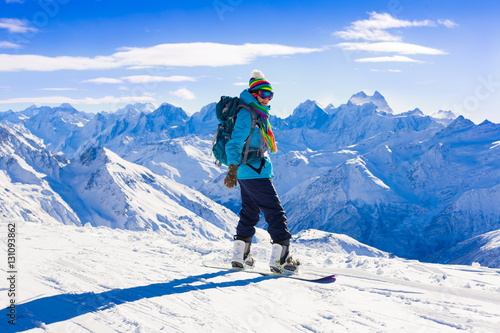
[225,89,274,179]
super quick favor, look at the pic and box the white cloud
[369,69,402,72]
[0,18,37,33]
[81,77,124,84]
[39,88,78,91]
[335,12,435,42]
[0,42,322,72]
[355,55,423,63]
[170,88,195,100]
[335,12,457,42]
[0,54,118,71]
[121,75,197,83]
[334,12,454,68]
[0,95,156,105]
[113,43,322,68]
[438,19,458,28]
[81,75,197,84]
[337,42,447,55]
[0,41,21,49]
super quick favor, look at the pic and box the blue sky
[0,0,499,123]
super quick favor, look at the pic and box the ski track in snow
[1,222,499,333]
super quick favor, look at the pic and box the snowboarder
[224,69,299,273]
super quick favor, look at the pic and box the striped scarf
[247,101,278,154]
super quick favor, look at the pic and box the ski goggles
[256,90,274,100]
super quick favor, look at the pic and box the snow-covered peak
[348,90,393,113]
[20,104,93,152]
[152,103,189,122]
[430,110,457,126]
[187,102,218,135]
[324,103,336,115]
[292,100,323,115]
[434,115,475,138]
[432,110,456,119]
[350,91,368,99]
[115,103,156,115]
[21,104,39,115]
[58,103,77,110]
[397,108,425,117]
[287,99,329,129]
[448,115,475,128]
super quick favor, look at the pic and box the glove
[224,164,239,189]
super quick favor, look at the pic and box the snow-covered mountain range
[1,91,499,267]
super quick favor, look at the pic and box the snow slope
[0,222,499,333]
[0,124,80,225]
[59,146,235,238]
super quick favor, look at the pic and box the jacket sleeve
[225,109,252,166]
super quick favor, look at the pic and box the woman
[224,70,299,273]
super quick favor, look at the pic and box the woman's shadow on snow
[0,270,269,332]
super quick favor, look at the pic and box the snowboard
[202,260,336,283]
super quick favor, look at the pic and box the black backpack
[212,96,263,167]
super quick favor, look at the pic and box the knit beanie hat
[248,70,273,92]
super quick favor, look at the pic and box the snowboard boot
[231,236,254,269]
[269,239,300,274]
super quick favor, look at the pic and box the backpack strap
[238,104,261,165]
[245,158,266,174]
